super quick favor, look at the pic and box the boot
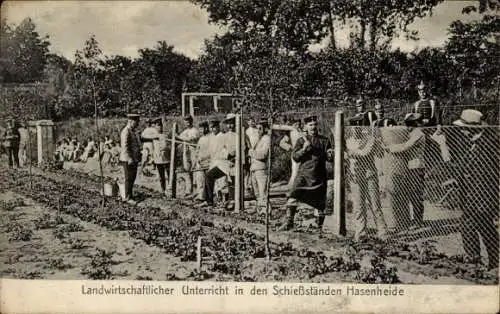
[277,206,296,231]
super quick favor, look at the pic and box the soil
[0,161,497,284]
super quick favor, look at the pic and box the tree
[0,17,51,82]
[335,0,443,51]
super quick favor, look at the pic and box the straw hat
[452,109,487,127]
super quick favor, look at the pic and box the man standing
[119,113,142,203]
[346,117,388,240]
[384,113,426,231]
[3,119,20,168]
[446,110,498,270]
[248,119,271,214]
[245,117,259,197]
[352,97,377,126]
[372,101,397,127]
[413,81,440,127]
[278,115,334,231]
[18,122,29,167]
[193,121,211,202]
[140,119,156,173]
[142,118,170,195]
[176,115,200,196]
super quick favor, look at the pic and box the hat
[184,115,194,122]
[199,121,209,128]
[452,109,487,127]
[257,118,269,126]
[152,117,162,124]
[224,113,236,123]
[304,115,317,124]
[417,81,426,90]
[348,115,363,126]
[209,120,220,126]
[404,113,423,123]
[127,113,140,120]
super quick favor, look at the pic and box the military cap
[126,113,140,120]
[209,120,220,126]
[184,115,194,122]
[223,113,236,123]
[199,121,209,128]
[404,112,423,123]
[304,115,318,124]
[258,118,269,126]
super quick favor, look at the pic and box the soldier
[413,81,440,127]
[446,110,498,270]
[140,119,156,173]
[278,115,334,231]
[176,115,200,196]
[352,97,377,126]
[372,101,397,127]
[193,121,211,202]
[80,137,97,162]
[141,118,170,195]
[346,116,388,240]
[18,122,29,167]
[3,119,20,168]
[248,119,271,214]
[119,113,142,203]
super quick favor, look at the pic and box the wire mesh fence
[344,125,499,268]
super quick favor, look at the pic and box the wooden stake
[168,122,177,198]
[264,117,273,261]
[196,236,202,271]
[92,79,105,208]
[334,111,346,236]
[235,113,243,213]
[27,121,33,189]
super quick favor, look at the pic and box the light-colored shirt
[196,135,211,169]
[249,134,270,171]
[246,127,259,148]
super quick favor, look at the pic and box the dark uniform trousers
[122,162,139,199]
[7,145,20,168]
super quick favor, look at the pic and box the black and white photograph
[0,0,499,300]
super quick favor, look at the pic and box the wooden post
[181,93,186,117]
[334,110,346,236]
[168,122,177,198]
[196,236,202,271]
[264,117,273,261]
[235,113,243,213]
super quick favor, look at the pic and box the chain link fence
[344,125,499,268]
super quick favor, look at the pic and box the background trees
[0,0,498,121]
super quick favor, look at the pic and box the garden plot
[0,191,199,280]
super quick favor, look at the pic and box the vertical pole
[28,122,33,189]
[235,113,243,213]
[196,236,202,271]
[181,93,186,117]
[265,117,273,261]
[189,96,195,116]
[169,122,177,198]
[334,110,346,236]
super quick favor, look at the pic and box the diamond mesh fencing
[344,125,499,267]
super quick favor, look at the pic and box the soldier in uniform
[413,81,440,127]
[142,118,170,195]
[372,101,397,127]
[176,115,200,197]
[3,119,20,168]
[278,115,334,231]
[248,119,271,214]
[119,113,142,203]
[352,97,377,127]
[193,121,211,202]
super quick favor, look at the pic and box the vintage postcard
[0,0,498,313]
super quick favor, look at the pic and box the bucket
[103,182,119,197]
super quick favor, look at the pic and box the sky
[1,0,483,61]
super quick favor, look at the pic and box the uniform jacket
[120,125,142,163]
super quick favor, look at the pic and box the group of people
[344,81,498,270]
[54,136,120,165]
